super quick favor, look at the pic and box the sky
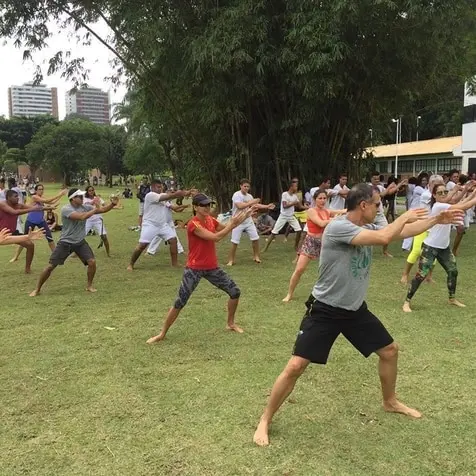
[0,19,127,120]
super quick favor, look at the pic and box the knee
[87,259,96,267]
[379,342,399,360]
[284,358,307,378]
[229,286,241,300]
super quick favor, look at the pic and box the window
[436,158,462,174]
[415,159,436,173]
[376,161,388,173]
[391,160,414,174]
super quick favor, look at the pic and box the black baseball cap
[192,193,215,206]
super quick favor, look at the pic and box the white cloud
[0,19,127,120]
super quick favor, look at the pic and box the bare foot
[383,252,393,258]
[282,295,292,302]
[383,400,422,418]
[424,278,435,284]
[400,275,408,285]
[9,257,18,263]
[226,261,234,266]
[86,286,97,293]
[449,299,466,308]
[283,238,288,243]
[402,301,412,313]
[127,265,134,271]
[29,290,40,297]
[147,334,165,344]
[253,419,270,446]
[253,258,261,264]
[226,324,244,333]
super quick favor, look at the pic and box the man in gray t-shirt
[254,183,463,447]
[30,188,118,297]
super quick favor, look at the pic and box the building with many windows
[367,136,465,179]
[65,87,110,124]
[8,83,59,118]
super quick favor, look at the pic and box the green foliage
[1,0,476,203]
[0,115,58,149]
[123,134,167,178]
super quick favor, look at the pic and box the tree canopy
[2,0,476,206]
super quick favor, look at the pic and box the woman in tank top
[282,189,345,302]
[10,184,66,262]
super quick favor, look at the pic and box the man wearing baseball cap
[30,188,119,296]
[147,193,255,344]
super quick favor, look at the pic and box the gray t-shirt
[60,203,95,244]
[312,216,377,311]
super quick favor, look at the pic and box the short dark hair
[346,183,374,211]
[339,174,347,179]
[7,177,16,188]
[34,183,44,191]
[240,178,250,185]
[371,171,380,178]
[320,177,331,183]
[151,179,163,185]
[448,168,459,177]
[6,189,18,200]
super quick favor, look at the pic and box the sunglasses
[436,190,449,196]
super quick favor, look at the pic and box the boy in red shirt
[147,193,254,343]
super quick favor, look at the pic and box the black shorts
[49,240,94,266]
[292,296,394,364]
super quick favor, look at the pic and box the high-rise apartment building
[8,83,59,118]
[66,87,110,124]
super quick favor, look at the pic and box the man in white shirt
[263,179,306,252]
[226,179,275,265]
[446,169,459,192]
[328,174,349,210]
[127,179,191,270]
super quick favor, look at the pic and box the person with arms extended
[29,189,119,297]
[253,184,463,447]
[147,193,255,344]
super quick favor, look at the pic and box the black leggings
[174,267,241,309]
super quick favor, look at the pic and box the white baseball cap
[68,188,87,199]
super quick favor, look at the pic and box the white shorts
[138,202,144,216]
[271,215,302,234]
[16,217,24,234]
[85,219,107,236]
[139,223,177,244]
[231,221,259,244]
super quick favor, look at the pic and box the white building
[66,87,110,124]
[461,82,476,173]
[8,83,59,118]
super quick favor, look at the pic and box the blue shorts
[24,220,54,242]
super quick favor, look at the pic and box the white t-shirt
[0,189,5,201]
[328,184,349,210]
[424,202,452,249]
[446,181,457,191]
[420,189,432,212]
[406,184,415,206]
[409,186,426,209]
[142,192,169,226]
[280,191,299,217]
[84,196,105,222]
[369,183,385,214]
[232,191,254,225]
[165,201,174,225]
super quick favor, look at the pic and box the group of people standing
[0,170,472,448]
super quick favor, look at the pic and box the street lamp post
[369,128,373,147]
[392,118,401,177]
[416,115,422,141]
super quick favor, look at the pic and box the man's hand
[110,196,119,206]
[267,203,275,210]
[400,208,429,224]
[60,188,68,196]
[0,228,12,244]
[92,196,102,206]
[436,209,464,225]
[28,228,46,241]
[230,207,255,227]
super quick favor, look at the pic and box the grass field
[1,185,475,475]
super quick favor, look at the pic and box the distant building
[66,87,110,124]
[8,82,59,118]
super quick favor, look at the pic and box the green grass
[1,185,475,475]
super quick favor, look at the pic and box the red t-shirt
[186,216,219,270]
[0,206,18,232]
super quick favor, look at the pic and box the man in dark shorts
[147,193,255,344]
[253,183,464,446]
[30,188,119,296]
